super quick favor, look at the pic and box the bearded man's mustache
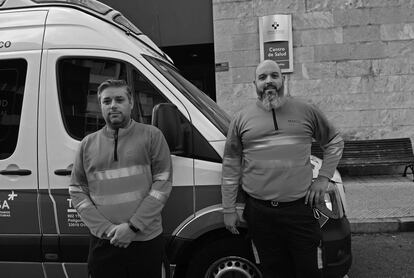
[264,84,278,91]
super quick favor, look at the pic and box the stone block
[214,19,237,36]
[215,69,232,85]
[298,27,343,46]
[233,17,258,34]
[213,0,251,3]
[231,66,256,83]
[214,17,257,36]
[360,75,401,93]
[213,1,254,20]
[381,23,414,41]
[306,0,352,11]
[343,25,380,43]
[293,11,334,30]
[336,60,372,77]
[350,42,387,60]
[290,77,362,96]
[333,8,370,26]
[385,41,414,58]
[392,108,414,126]
[293,46,315,63]
[399,75,414,91]
[214,51,232,62]
[314,44,353,62]
[214,32,233,52]
[362,0,402,8]
[369,6,407,25]
[253,0,306,16]
[307,93,372,112]
[230,50,260,67]
[232,33,259,51]
[301,62,336,79]
[372,58,410,76]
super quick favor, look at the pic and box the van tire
[185,236,262,278]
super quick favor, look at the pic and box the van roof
[0,0,171,62]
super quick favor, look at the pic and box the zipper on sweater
[114,129,118,161]
[271,108,279,130]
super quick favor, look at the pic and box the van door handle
[54,169,72,176]
[0,169,32,176]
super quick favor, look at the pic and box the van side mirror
[152,103,185,155]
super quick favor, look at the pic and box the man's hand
[305,176,329,208]
[224,212,240,235]
[107,223,136,248]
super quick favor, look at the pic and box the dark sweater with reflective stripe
[69,120,172,241]
[221,98,343,212]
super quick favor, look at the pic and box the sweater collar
[103,119,135,138]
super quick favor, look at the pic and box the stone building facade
[213,0,414,142]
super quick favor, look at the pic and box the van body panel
[0,10,47,52]
[43,8,159,60]
[0,262,45,278]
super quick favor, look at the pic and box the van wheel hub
[205,256,260,278]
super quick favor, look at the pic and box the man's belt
[248,195,306,208]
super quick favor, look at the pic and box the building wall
[213,0,414,141]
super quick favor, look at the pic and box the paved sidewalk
[343,175,414,233]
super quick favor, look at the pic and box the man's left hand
[107,223,136,248]
[305,176,329,208]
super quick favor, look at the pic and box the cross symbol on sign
[272,22,279,30]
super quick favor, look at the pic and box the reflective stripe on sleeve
[149,189,168,203]
[76,198,94,211]
[69,185,84,193]
[153,172,170,181]
[223,157,241,167]
[222,177,240,186]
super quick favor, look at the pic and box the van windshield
[144,55,230,136]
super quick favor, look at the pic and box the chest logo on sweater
[287,119,301,126]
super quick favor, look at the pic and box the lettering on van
[0,190,18,218]
[66,198,86,228]
[0,99,8,115]
[0,41,11,48]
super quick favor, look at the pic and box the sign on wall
[259,14,293,73]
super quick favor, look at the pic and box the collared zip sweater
[69,120,172,241]
[221,97,344,213]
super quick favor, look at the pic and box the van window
[143,55,230,136]
[57,57,220,162]
[58,58,128,139]
[0,59,27,159]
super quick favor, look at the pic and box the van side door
[0,53,41,275]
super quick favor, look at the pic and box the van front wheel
[185,236,262,278]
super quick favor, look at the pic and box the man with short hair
[221,60,344,278]
[69,79,172,278]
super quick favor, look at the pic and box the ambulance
[0,0,352,277]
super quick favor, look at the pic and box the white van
[0,0,352,277]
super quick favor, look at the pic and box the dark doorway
[161,43,216,101]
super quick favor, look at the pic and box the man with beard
[221,60,344,278]
[69,80,172,278]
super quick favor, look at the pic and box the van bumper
[322,217,352,278]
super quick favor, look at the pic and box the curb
[349,217,414,233]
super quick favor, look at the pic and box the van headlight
[315,182,345,227]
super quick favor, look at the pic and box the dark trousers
[88,234,164,278]
[244,195,323,278]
